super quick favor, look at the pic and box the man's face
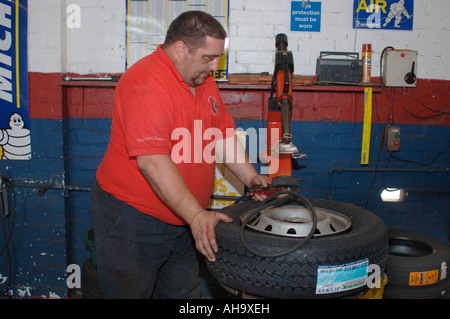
[179,36,225,87]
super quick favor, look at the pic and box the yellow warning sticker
[409,270,439,286]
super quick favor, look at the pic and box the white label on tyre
[441,262,447,280]
[316,258,369,294]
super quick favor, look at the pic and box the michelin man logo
[383,0,412,28]
[0,113,31,160]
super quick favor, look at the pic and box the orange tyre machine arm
[267,34,304,182]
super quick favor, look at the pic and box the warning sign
[208,131,246,209]
[409,270,439,286]
[291,1,321,32]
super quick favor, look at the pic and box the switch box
[384,125,401,152]
[382,49,418,87]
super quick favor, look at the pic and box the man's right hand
[188,209,232,262]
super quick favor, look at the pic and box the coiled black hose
[239,190,317,258]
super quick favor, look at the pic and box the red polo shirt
[96,45,235,225]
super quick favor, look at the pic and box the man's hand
[249,175,271,201]
[189,210,232,262]
[137,155,233,262]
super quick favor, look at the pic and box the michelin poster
[0,0,30,160]
[353,0,414,30]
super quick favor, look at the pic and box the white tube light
[380,188,406,202]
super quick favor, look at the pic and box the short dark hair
[164,11,227,52]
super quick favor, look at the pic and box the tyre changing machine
[209,34,388,299]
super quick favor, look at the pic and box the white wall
[28,0,450,80]
[28,0,125,74]
[229,0,450,80]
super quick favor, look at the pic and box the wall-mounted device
[384,125,401,152]
[382,49,418,87]
[316,51,363,84]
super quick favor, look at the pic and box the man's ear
[174,40,188,59]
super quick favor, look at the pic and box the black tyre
[384,278,449,299]
[384,230,450,299]
[206,198,388,299]
[81,257,101,299]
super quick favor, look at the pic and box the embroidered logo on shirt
[136,136,165,143]
[209,96,219,116]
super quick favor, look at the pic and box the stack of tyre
[384,230,450,299]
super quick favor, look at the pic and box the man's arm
[136,154,232,262]
[215,134,271,200]
[136,134,269,262]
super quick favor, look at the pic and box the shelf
[58,73,382,93]
[218,82,382,93]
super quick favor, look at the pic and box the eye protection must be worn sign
[291,1,321,32]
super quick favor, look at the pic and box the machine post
[267,34,304,180]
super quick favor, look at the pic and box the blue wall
[0,117,448,297]
[239,120,450,244]
[0,119,67,298]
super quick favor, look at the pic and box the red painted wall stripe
[29,72,450,126]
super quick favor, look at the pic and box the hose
[239,190,317,258]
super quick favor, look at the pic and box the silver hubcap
[245,205,352,238]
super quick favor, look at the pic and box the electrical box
[382,49,418,87]
[384,125,401,152]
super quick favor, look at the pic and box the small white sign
[316,258,369,294]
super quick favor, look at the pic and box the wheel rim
[245,205,352,238]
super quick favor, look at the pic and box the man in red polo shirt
[91,11,270,298]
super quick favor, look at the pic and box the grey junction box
[382,49,418,87]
